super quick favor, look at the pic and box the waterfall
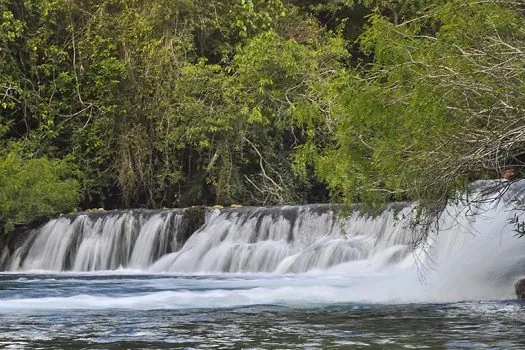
[6,208,202,272]
[148,204,413,273]
[4,203,414,273]
[4,180,525,300]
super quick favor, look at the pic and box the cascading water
[4,203,414,274]
[148,204,413,274]
[5,208,200,272]
[3,179,525,301]
[2,181,525,348]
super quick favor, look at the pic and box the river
[0,273,524,348]
[1,180,525,348]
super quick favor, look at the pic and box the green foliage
[1,0,523,231]
[0,151,79,233]
[227,29,346,204]
[312,0,525,212]
[231,0,286,39]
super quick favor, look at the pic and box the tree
[307,0,525,222]
[0,150,79,233]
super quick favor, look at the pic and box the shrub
[0,152,79,233]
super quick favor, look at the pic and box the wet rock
[515,279,525,299]
[178,206,206,244]
[0,216,49,269]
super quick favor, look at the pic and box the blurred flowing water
[2,180,525,348]
[0,273,525,349]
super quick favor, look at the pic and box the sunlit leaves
[0,151,79,233]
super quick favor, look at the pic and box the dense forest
[1,0,524,232]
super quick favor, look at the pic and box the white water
[7,210,186,271]
[147,204,412,274]
[4,180,525,303]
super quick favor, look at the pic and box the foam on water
[2,180,525,305]
[0,272,426,312]
[0,286,389,312]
